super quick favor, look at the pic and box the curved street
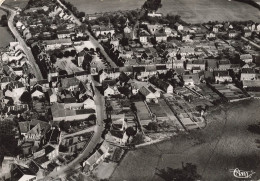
[0,5,43,80]
[44,76,105,180]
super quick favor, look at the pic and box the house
[10,164,37,181]
[31,89,44,98]
[228,30,240,38]
[155,30,167,42]
[82,141,110,171]
[172,58,184,69]
[243,29,252,37]
[57,30,72,39]
[92,25,115,37]
[139,86,158,103]
[243,80,260,90]
[218,59,231,70]
[51,103,96,122]
[61,77,80,91]
[16,21,24,29]
[149,76,173,93]
[182,74,200,86]
[240,68,256,80]
[242,62,256,69]
[230,64,241,74]
[192,67,201,73]
[206,32,216,38]
[174,22,184,31]
[178,46,195,56]
[139,30,150,43]
[164,27,172,37]
[77,50,87,67]
[256,24,260,32]
[181,33,191,42]
[47,89,58,104]
[98,68,120,83]
[212,25,219,33]
[8,104,29,112]
[147,85,161,98]
[43,39,72,51]
[147,24,162,35]
[4,81,26,103]
[0,76,13,90]
[104,85,118,97]
[83,97,96,109]
[156,65,167,74]
[186,60,205,71]
[18,120,51,142]
[147,11,162,17]
[207,59,218,71]
[240,54,253,63]
[214,70,232,83]
[86,13,102,21]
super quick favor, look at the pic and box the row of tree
[59,0,86,19]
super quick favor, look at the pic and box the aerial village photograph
[0,0,259,180]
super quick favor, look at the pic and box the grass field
[0,10,14,47]
[110,99,260,181]
[68,0,260,23]
[2,0,29,9]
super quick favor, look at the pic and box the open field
[2,0,29,9]
[68,0,260,23]
[67,0,145,14]
[111,99,260,181]
[0,9,13,47]
[157,0,260,23]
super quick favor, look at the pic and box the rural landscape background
[110,100,260,181]
[2,0,260,23]
[0,0,259,180]
[67,0,260,23]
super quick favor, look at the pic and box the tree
[156,163,202,181]
[142,0,162,12]
[59,145,68,152]
[70,49,77,57]
[78,12,85,18]
[147,122,158,132]
[20,91,32,104]
[88,114,96,121]
[126,126,136,136]
[0,15,7,26]
[106,104,113,118]
[50,54,57,64]
[120,37,129,46]
[59,120,71,132]
[64,51,71,58]
[118,86,131,97]
[96,47,101,54]
[130,103,137,113]
[56,51,64,59]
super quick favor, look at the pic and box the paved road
[44,76,105,180]
[0,5,43,80]
[56,0,118,68]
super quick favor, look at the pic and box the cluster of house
[15,3,78,41]
[0,44,103,180]
[0,42,35,110]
